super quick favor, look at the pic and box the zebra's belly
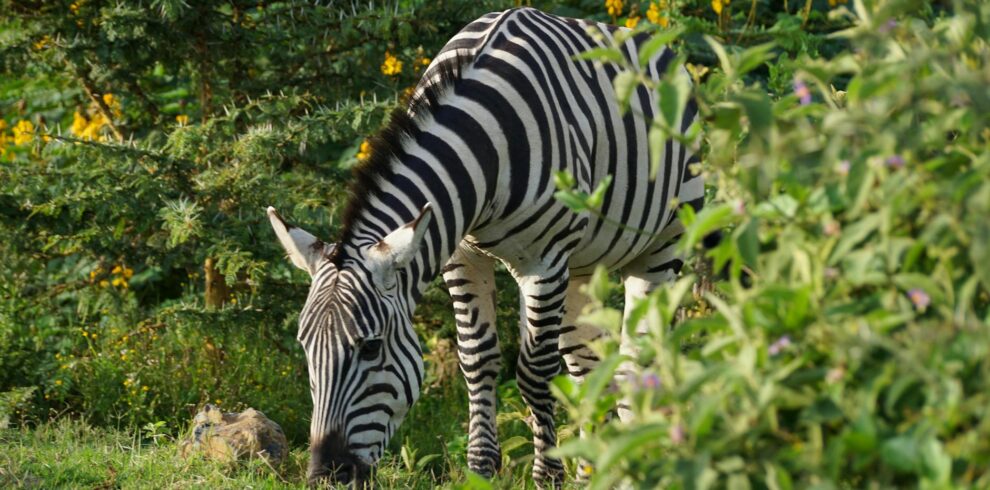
[466,189,673,278]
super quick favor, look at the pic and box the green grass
[0,378,555,489]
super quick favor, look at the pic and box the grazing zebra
[267,6,702,487]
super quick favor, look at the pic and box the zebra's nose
[307,432,368,487]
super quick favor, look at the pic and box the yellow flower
[111,265,123,275]
[112,277,128,288]
[828,0,847,6]
[13,120,35,145]
[123,267,134,279]
[70,2,80,14]
[71,111,89,137]
[55,380,62,386]
[0,119,7,132]
[419,56,431,67]
[215,399,222,405]
[712,0,729,15]
[142,386,149,392]
[33,35,51,51]
[102,93,122,117]
[176,114,189,126]
[381,52,403,76]
[356,139,372,161]
[99,279,109,288]
[606,0,624,17]
[123,379,132,386]
[647,1,670,27]
[625,15,640,28]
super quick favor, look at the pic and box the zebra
[267,6,702,487]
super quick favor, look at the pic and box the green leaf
[554,170,576,190]
[554,190,588,211]
[734,91,773,135]
[736,42,776,76]
[500,435,530,454]
[586,175,613,209]
[458,470,494,490]
[703,35,733,78]
[657,72,690,132]
[648,124,668,179]
[596,424,665,470]
[613,71,639,113]
[829,212,881,265]
[919,437,951,483]
[637,27,685,68]
[574,47,626,65]
[880,435,920,473]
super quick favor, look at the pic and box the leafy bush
[0,0,509,443]
[555,0,990,487]
[4,0,983,487]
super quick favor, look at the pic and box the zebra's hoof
[533,458,564,489]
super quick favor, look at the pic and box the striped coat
[268,7,702,487]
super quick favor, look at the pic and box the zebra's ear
[267,206,330,276]
[371,203,433,269]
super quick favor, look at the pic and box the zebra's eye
[359,338,383,361]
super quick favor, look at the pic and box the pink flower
[669,424,685,444]
[886,154,905,169]
[640,372,662,390]
[732,199,745,216]
[793,79,812,105]
[768,335,792,356]
[823,221,840,237]
[908,288,930,311]
[836,160,850,176]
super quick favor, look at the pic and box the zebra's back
[412,7,701,276]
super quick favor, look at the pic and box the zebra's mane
[329,52,475,266]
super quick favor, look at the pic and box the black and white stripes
[269,7,703,487]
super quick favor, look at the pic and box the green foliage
[0,0,514,445]
[557,0,990,487]
[2,0,980,488]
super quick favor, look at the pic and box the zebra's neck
[337,113,485,300]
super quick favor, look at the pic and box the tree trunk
[204,258,228,309]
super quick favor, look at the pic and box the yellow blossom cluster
[381,52,403,76]
[356,139,371,161]
[606,0,624,17]
[176,114,190,126]
[626,14,640,28]
[712,0,731,15]
[13,120,36,146]
[33,35,52,51]
[90,263,134,288]
[71,93,121,141]
[647,1,670,27]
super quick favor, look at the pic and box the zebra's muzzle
[307,432,370,488]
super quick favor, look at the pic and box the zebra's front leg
[444,246,502,478]
[515,265,569,487]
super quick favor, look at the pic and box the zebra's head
[267,205,433,487]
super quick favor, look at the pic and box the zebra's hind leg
[514,264,569,488]
[444,246,502,478]
[557,276,602,481]
[617,221,686,422]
